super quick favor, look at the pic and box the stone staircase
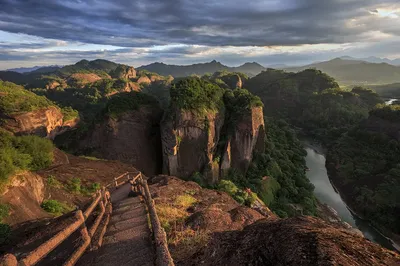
[77,183,155,266]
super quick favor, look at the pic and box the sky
[1,0,400,69]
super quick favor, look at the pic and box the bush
[217,180,239,196]
[41,200,72,216]
[47,175,62,188]
[0,131,53,190]
[14,136,53,170]
[68,178,82,193]
[61,106,79,121]
[105,92,158,119]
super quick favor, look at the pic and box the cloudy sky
[0,0,400,69]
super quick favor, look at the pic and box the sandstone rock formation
[161,110,224,183]
[161,106,265,183]
[221,106,265,176]
[185,216,400,266]
[1,106,76,139]
[80,106,163,175]
[111,65,137,80]
[1,171,50,225]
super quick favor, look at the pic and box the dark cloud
[0,0,399,47]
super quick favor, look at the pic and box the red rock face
[80,106,163,175]
[1,106,78,139]
[3,106,63,139]
[161,110,224,182]
[221,106,265,175]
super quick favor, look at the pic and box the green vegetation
[66,177,100,196]
[224,119,317,216]
[0,204,10,244]
[0,131,53,190]
[328,105,400,234]
[105,92,159,119]
[61,106,79,121]
[47,175,62,188]
[0,204,10,222]
[0,80,53,114]
[170,77,224,113]
[217,179,256,206]
[246,69,383,144]
[41,200,73,216]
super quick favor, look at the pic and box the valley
[0,58,400,264]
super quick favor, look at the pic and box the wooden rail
[0,172,137,266]
[134,174,174,266]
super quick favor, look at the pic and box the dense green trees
[328,108,400,234]
[170,77,225,112]
[0,131,53,190]
[0,81,53,114]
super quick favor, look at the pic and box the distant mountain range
[285,58,400,85]
[137,60,266,77]
[339,56,400,66]
[6,65,61,73]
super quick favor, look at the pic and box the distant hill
[137,60,266,77]
[6,65,61,73]
[285,58,400,85]
[340,56,400,66]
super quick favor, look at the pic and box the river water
[304,146,400,252]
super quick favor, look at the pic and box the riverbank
[303,144,400,252]
[325,151,400,252]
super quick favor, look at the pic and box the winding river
[304,145,400,252]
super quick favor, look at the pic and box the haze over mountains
[4,56,400,86]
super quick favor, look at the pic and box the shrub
[47,175,62,188]
[217,180,239,196]
[61,106,79,121]
[68,177,82,193]
[0,131,53,191]
[41,200,73,216]
[105,92,158,118]
[13,135,53,171]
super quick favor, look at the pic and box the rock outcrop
[221,74,243,89]
[161,106,265,183]
[1,171,50,225]
[80,106,163,175]
[185,216,400,266]
[1,106,75,139]
[161,110,224,183]
[221,106,265,175]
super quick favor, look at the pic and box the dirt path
[77,183,155,266]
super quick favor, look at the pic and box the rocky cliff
[1,171,50,225]
[80,106,163,175]
[162,106,265,183]
[221,106,265,176]
[1,106,76,139]
[161,110,224,183]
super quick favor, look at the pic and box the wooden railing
[133,174,174,266]
[0,171,174,266]
[0,172,137,266]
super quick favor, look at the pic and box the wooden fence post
[114,177,118,188]
[0,254,17,266]
[64,211,91,266]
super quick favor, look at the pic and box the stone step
[109,208,147,224]
[114,196,142,208]
[112,203,143,216]
[103,226,151,244]
[95,245,154,266]
[107,218,148,234]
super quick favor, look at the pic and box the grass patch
[61,106,79,121]
[41,200,73,216]
[174,195,197,208]
[66,177,100,196]
[0,80,54,115]
[155,203,188,233]
[47,175,62,188]
[0,204,10,222]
